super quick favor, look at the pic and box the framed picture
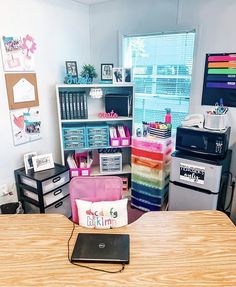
[65,61,78,78]
[5,73,39,110]
[101,64,113,81]
[24,152,37,174]
[32,153,55,172]
[124,68,132,82]
[113,67,123,84]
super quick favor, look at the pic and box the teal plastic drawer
[62,127,86,150]
[86,125,109,148]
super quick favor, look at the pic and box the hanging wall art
[1,34,36,72]
[202,53,236,107]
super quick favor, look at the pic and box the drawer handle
[55,201,63,208]
[53,176,61,183]
[54,189,62,196]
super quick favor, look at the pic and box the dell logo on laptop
[98,243,106,249]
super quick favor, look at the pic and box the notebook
[71,233,130,264]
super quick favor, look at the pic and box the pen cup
[204,113,227,130]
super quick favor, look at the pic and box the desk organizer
[204,113,227,130]
[148,126,171,139]
[99,152,122,173]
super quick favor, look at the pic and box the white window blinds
[122,31,196,129]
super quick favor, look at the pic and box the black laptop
[71,233,130,264]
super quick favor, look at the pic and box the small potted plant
[80,64,98,83]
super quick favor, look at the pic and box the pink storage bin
[109,126,120,147]
[70,167,90,177]
[119,126,131,146]
[69,176,123,224]
[110,138,120,146]
[132,136,172,152]
[70,152,91,177]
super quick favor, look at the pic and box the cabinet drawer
[63,128,85,136]
[64,135,84,141]
[62,127,86,150]
[20,170,70,194]
[64,141,86,149]
[24,195,71,218]
[22,183,69,207]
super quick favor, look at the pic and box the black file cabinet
[15,164,71,218]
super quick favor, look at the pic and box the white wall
[0,0,90,203]
[90,0,236,177]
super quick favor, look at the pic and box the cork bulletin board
[5,73,39,110]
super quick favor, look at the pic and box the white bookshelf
[56,83,134,177]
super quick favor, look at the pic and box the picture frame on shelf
[32,153,55,172]
[24,152,37,174]
[112,67,123,84]
[124,68,132,82]
[101,63,113,81]
[65,61,78,78]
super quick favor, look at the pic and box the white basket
[204,113,227,130]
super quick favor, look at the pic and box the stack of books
[59,91,88,120]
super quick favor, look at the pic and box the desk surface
[0,211,236,286]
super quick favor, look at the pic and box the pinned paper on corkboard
[10,107,41,146]
[5,73,39,110]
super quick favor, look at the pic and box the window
[122,31,195,130]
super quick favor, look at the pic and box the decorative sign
[180,163,205,185]
[202,53,236,107]
[64,74,92,85]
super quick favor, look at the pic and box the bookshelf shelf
[56,83,134,179]
[90,163,131,176]
[61,115,133,123]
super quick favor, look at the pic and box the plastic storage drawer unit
[62,127,86,150]
[99,152,122,173]
[86,125,109,148]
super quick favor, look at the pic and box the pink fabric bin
[69,176,123,224]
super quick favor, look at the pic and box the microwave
[175,126,231,158]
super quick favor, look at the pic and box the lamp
[89,88,103,99]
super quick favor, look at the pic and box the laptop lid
[71,233,130,264]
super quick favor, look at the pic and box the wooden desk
[0,211,236,286]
